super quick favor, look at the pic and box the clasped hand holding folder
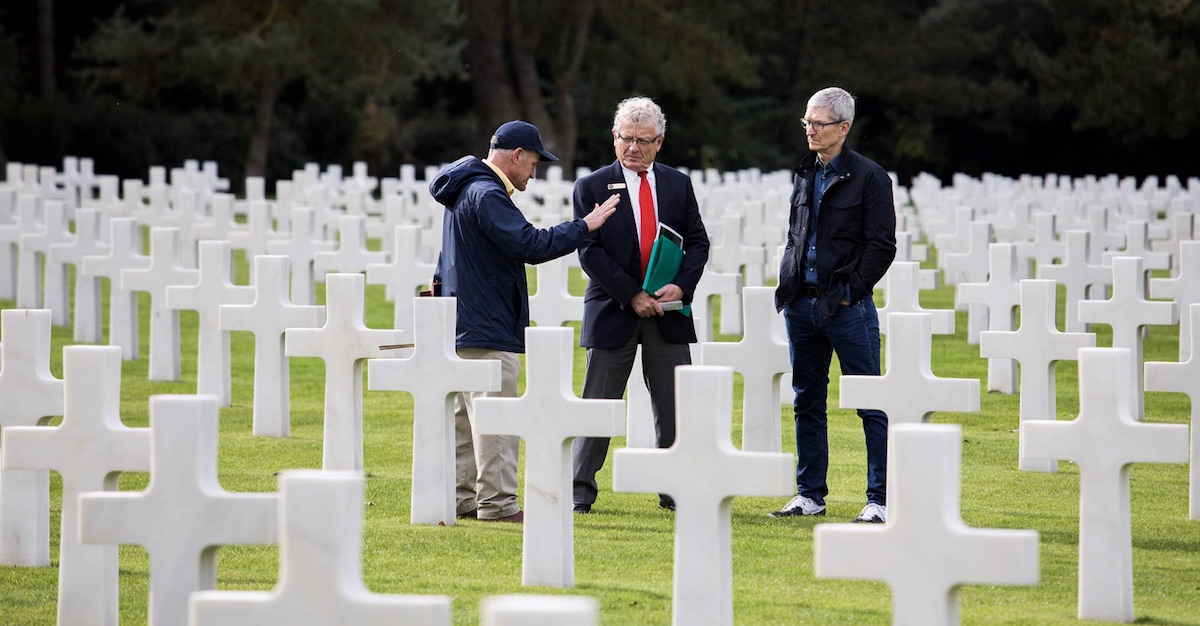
[642,223,691,315]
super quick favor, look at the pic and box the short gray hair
[612,96,666,136]
[807,87,856,124]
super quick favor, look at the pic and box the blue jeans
[783,294,888,506]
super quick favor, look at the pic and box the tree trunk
[38,0,56,97]
[503,0,553,143]
[461,0,518,150]
[550,0,598,171]
[783,0,818,152]
[244,79,279,181]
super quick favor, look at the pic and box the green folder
[641,223,691,315]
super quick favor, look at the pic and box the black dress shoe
[659,500,676,511]
[573,504,592,514]
[456,509,478,520]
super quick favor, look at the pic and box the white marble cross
[365,193,408,254]
[879,261,955,336]
[19,199,75,326]
[979,279,1095,472]
[1150,211,1195,277]
[474,327,624,587]
[1150,240,1200,361]
[1037,230,1111,333]
[993,196,1035,266]
[0,187,18,299]
[0,189,18,300]
[189,470,452,626]
[932,206,976,273]
[1014,211,1065,278]
[942,220,992,288]
[189,192,242,246]
[245,176,267,202]
[8,195,42,311]
[612,365,792,626]
[120,227,200,381]
[623,347,656,449]
[79,394,278,626]
[116,179,147,223]
[2,196,37,299]
[0,309,62,566]
[48,207,106,343]
[365,224,436,335]
[1144,302,1200,521]
[711,214,764,334]
[480,595,598,626]
[947,222,995,345]
[166,240,255,406]
[840,313,979,425]
[1,345,150,626]
[220,255,325,437]
[366,297,501,525]
[1078,256,1176,418]
[312,214,388,282]
[528,254,584,328]
[228,199,283,260]
[893,230,925,264]
[956,243,1022,391]
[699,286,790,452]
[889,232,938,290]
[158,188,203,268]
[266,206,336,306]
[1085,205,1124,260]
[286,273,401,470]
[692,266,742,343]
[814,423,1040,626]
[81,217,149,360]
[1102,219,1171,272]
[1021,348,1188,622]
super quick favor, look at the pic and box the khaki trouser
[454,348,521,519]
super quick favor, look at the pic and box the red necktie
[638,170,656,277]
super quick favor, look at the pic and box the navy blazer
[573,160,710,349]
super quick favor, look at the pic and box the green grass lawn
[0,257,1197,625]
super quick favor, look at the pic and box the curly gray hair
[612,96,666,136]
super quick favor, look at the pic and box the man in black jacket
[769,87,897,524]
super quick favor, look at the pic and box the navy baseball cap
[490,120,559,162]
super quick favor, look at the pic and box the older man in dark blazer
[571,96,710,514]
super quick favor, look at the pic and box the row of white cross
[0,160,1197,625]
[1,292,1193,626]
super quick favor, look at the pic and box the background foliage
[1,0,1198,189]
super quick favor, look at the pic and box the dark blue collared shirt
[803,155,840,286]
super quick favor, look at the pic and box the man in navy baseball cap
[490,120,559,162]
[428,116,618,524]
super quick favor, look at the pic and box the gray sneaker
[769,494,825,517]
[853,502,887,523]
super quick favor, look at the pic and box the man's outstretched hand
[583,194,621,232]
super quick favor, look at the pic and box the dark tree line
[1,0,1197,189]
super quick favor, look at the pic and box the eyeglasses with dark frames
[800,119,844,131]
[616,134,661,146]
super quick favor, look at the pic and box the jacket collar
[795,146,858,175]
